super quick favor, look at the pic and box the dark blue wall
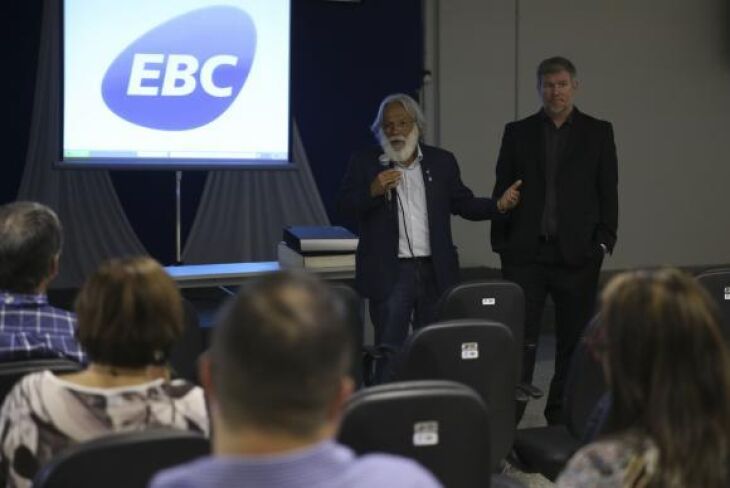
[3,0,423,264]
[292,0,423,225]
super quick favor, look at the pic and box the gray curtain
[17,0,147,288]
[182,123,330,263]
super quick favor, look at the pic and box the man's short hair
[0,201,62,293]
[536,56,577,83]
[370,93,426,139]
[75,256,184,368]
[210,271,353,436]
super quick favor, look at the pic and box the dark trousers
[503,241,603,424]
[369,258,439,382]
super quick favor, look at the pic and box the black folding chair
[436,280,543,408]
[329,282,366,386]
[696,269,730,341]
[394,319,518,470]
[511,316,607,480]
[338,380,524,488]
[168,298,207,383]
[33,429,210,488]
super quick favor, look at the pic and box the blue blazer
[338,144,500,300]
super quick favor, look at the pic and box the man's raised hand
[497,179,522,212]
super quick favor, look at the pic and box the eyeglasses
[382,118,415,133]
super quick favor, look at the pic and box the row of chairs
[14,268,730,486]
[357,268,730,482]
[510,268,730,480]
[377,280,537,474]
[337,279,535,486]
[0,321,522,487]
[3,281,528,487]
[29,380,519,488]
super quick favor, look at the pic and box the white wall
[437,0,730,269]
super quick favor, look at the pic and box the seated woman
[0,256,209,487]
[557,268,730,487]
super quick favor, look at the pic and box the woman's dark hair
[600,268,730,487]
[75,256,184,368]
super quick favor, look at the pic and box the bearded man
[338,93,522,382]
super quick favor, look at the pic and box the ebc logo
[102,6,256,131]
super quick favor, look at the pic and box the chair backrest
[33,429,210,488]
[168,298,206,383]
[395,319,516,469]
[0,358,82,405]
[563,315,608,439]
[696,270,730,341]
[338,380,491,488]
[329,282,366,385]
[436,280,525,379]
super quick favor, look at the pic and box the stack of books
[277,226,358,269]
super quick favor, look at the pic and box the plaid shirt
[0,291,86,364]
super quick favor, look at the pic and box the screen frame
[57,0,295,171]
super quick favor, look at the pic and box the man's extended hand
[370,169,402,197]
[497,179,522,212]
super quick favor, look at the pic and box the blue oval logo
[102,6,256,131]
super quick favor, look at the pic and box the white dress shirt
[380,146,430,258]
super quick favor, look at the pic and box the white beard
[379,126,419,163]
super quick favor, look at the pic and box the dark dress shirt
[540,110,573,238]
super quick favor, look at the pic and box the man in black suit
[491,57,618,423]
[338,93,522,381]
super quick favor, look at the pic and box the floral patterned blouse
[557,436,659,488]
[0,371,209,487]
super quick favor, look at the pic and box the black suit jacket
[491,108,618,266]
[338,144,499,300]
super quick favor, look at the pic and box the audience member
[0,201,84,362]
[0,256,209,487]
[151,271,441,488]
[557,269,730,487]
